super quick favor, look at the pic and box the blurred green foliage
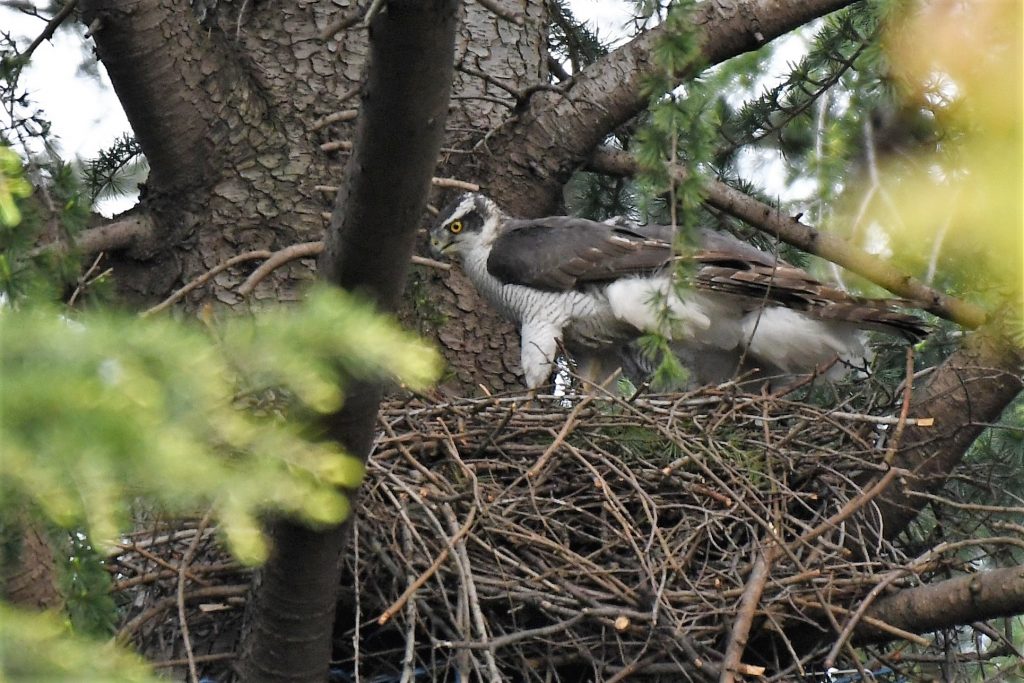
[0,146,32,227]
[1,286,439,563]
[0,145,440,678]
[0,604,161,682]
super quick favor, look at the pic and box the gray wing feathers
[487,216,927,340]
[487,219,672,291]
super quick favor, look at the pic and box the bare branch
[586,146,988,330]
[142,249,272,316]
[21,0,78,60]
[857,565,1024,643]
[321,140,353,153]
[319,9,365,40]
[473,0,523,26]
[431,177,480,192]
[237,241,323,296]
[310,109,359,131]
[721,546,776,683]
[29,214,156,259]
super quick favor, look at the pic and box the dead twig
[142,250,272,316]
[237,241,324,296]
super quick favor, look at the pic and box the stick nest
[111,385,1024,681]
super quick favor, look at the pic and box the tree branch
[80,0,276,192]
[21,0,78,60]
[237,0,458,679]
[481,0,857,215]
[29,214,156,258]
[855,565,1024,644]
[586,146,988,330]
[871,332,1024,541]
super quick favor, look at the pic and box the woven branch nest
[110,386,1024,681]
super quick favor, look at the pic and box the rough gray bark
[872,332,1024,542]
[236,2,458,680]
[1,521,63,612]
[855,564,1024,644]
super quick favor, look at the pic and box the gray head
[429,192,506,259]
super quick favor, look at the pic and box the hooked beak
[429,233,453,258]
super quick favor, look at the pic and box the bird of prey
[429,192,928,390]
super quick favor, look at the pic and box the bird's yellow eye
[449,220,463,234]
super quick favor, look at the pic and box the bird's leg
[519,320,562,390]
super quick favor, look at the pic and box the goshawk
[429,192,927,389]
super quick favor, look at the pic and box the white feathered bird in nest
[429,192,927,390]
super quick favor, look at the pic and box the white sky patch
[567,0,642,47]
[4,5,136,215]
[863,221,893,259]
[4,10,131,161]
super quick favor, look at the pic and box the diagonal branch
[481,0,858,215]
[871,332,1024,542]
[586,146,988,329]
[854,564,1024,644]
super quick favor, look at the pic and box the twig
[443,504,502,683]
[362,0,385,26]
[142,250,272,316]
[431,177,480,192]
[826,411,933,427]
[473,0,523,25]
[319,10,364,40]
[237,241,324,296]
[177,510,213,683]
[604,654,662,683]
[882,347,916,465]
[116,544,205,584]
[352,521,362,682]
[320,139,353,152]
[117,585,247,642]
[235,241,448,296]
[310,109,359,131]
[526,390,600,481]
[410,255,450,271]
[905,491,1024,515]
[791,341,915,549]
[377,506,477,625]
[21,0,78,60]
[437,614,585,650]
[823,569,910,669]
[788,466,907,551]
[111,560,241,592]
[398,524,417,683]
[67,252,105,306]
[151,652,236,669]
[793,598,931,647]
[719,546,776,683]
